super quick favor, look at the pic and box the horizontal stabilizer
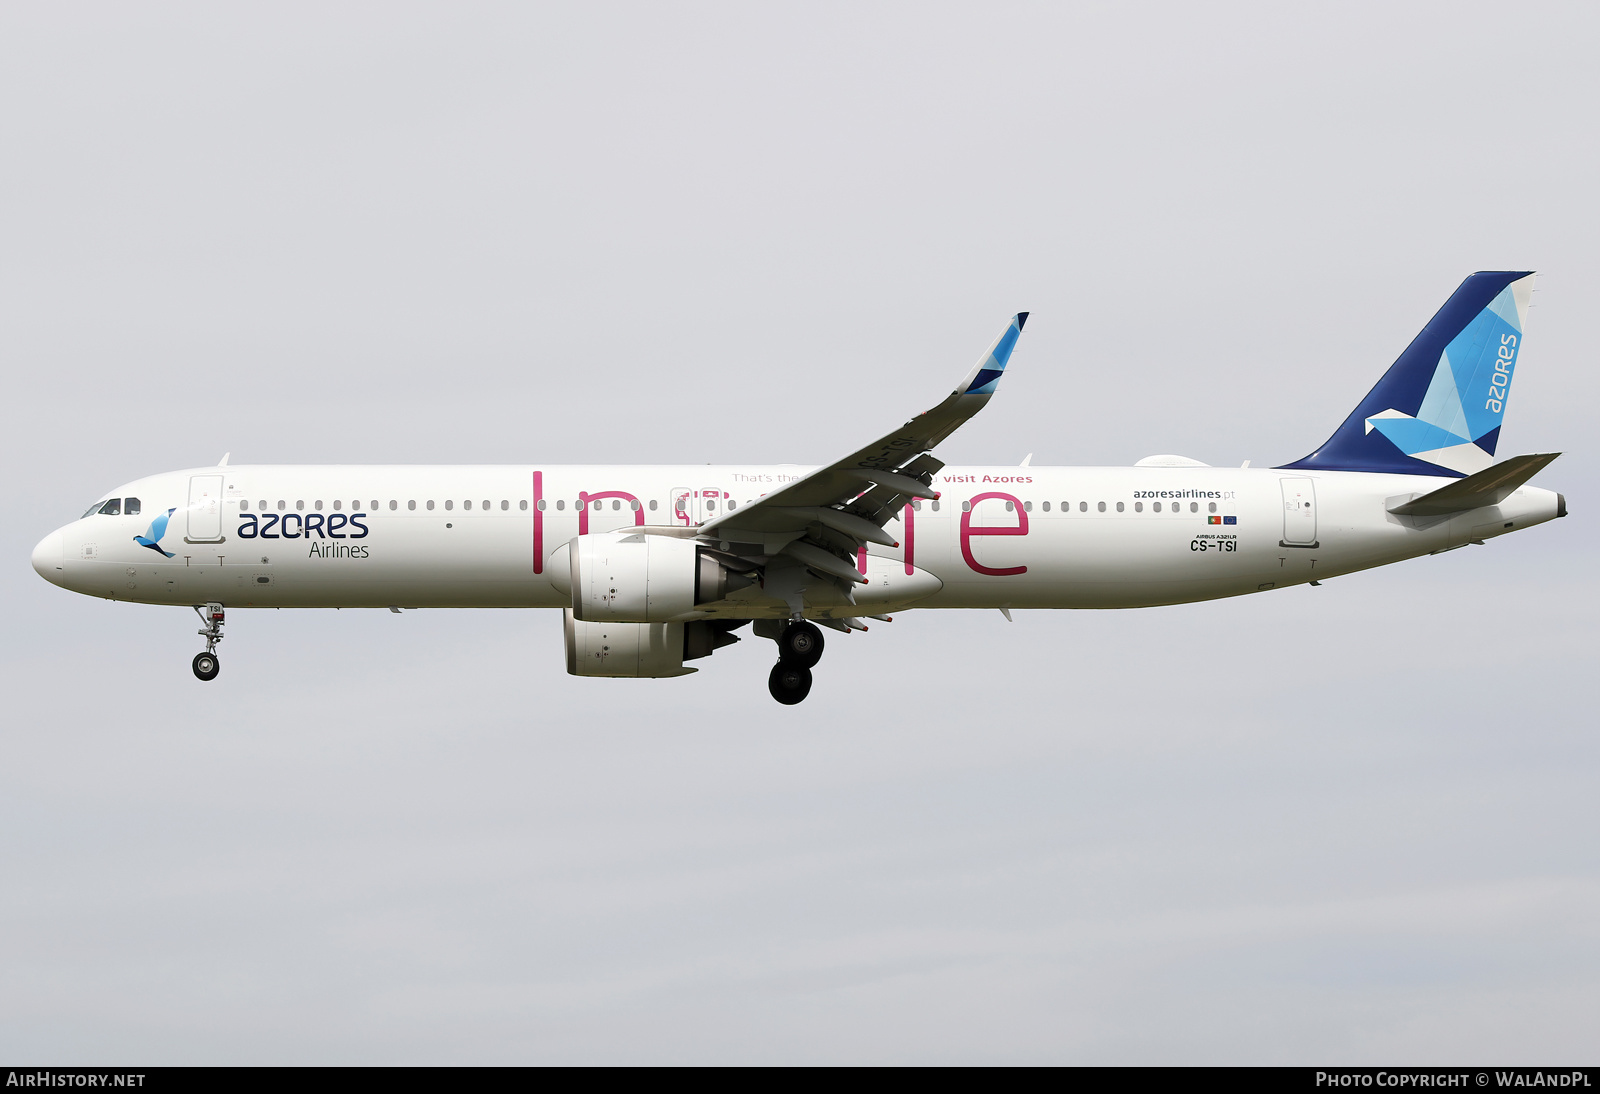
[1387,452,1560,517]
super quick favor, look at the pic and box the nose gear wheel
[192,602,225,682]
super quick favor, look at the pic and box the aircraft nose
[31,529,65,585]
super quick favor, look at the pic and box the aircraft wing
[698,313,1029,582]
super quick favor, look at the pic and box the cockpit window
[83,502,104,518]
[97,498,122,516]
[124,497,141,516]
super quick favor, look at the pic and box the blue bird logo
[134,508,177,558]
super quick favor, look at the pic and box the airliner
[31,272,1565,703]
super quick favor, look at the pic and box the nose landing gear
[767,620,825,704]
[192,602,224,681]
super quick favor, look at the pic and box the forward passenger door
[186,475,225,543]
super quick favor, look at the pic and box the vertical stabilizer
[1281,271,1535,477]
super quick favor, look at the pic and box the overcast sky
[2,1,1596,1064]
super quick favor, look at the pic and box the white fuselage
[32,463,1564,614]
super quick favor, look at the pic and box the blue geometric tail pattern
[1280,271,1535,477]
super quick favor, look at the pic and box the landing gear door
[1280,477,1318,547]
[186,474,225,543]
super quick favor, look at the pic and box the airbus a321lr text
[31,272,1566,703]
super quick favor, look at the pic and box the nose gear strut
[192,602,224,681]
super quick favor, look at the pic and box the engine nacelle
[563,611,744,678]
[565,531,750,623]
[564,610,693,678]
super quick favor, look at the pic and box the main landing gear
[192,602,224,681]
[767,621,824,705]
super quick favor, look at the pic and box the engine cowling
[563,611,745,678]
[565,531,749,623]
[564,610,693,677]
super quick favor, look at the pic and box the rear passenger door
[1279,477,1318,547]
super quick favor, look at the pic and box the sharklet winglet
[957,313,1029,397]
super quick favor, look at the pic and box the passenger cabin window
[97,498,121,516]
[648,500,658,511]
[557,500,566,510]
[278,500,286,511]
[240,500,250,511]
[408,500,416,510]
[332,500,341,510]
[729,500,738,510]
[1153,502,1161,512]
[1116,502,1125,512]
[314,500,323,510]
[612,500,621,511]
[931,500,940,512]
[1004,501,1014,512]
[1024,501,1033,512]
[630,500,640,511]
[1097,502,1106,512]
[389,501,397,510]
[1042,501,1050,512]
[1134,502,1143,512]
[1208,502,1217,513]
[445,500,453,510]
[1080,502,1088,512]
[296,500,304,510]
